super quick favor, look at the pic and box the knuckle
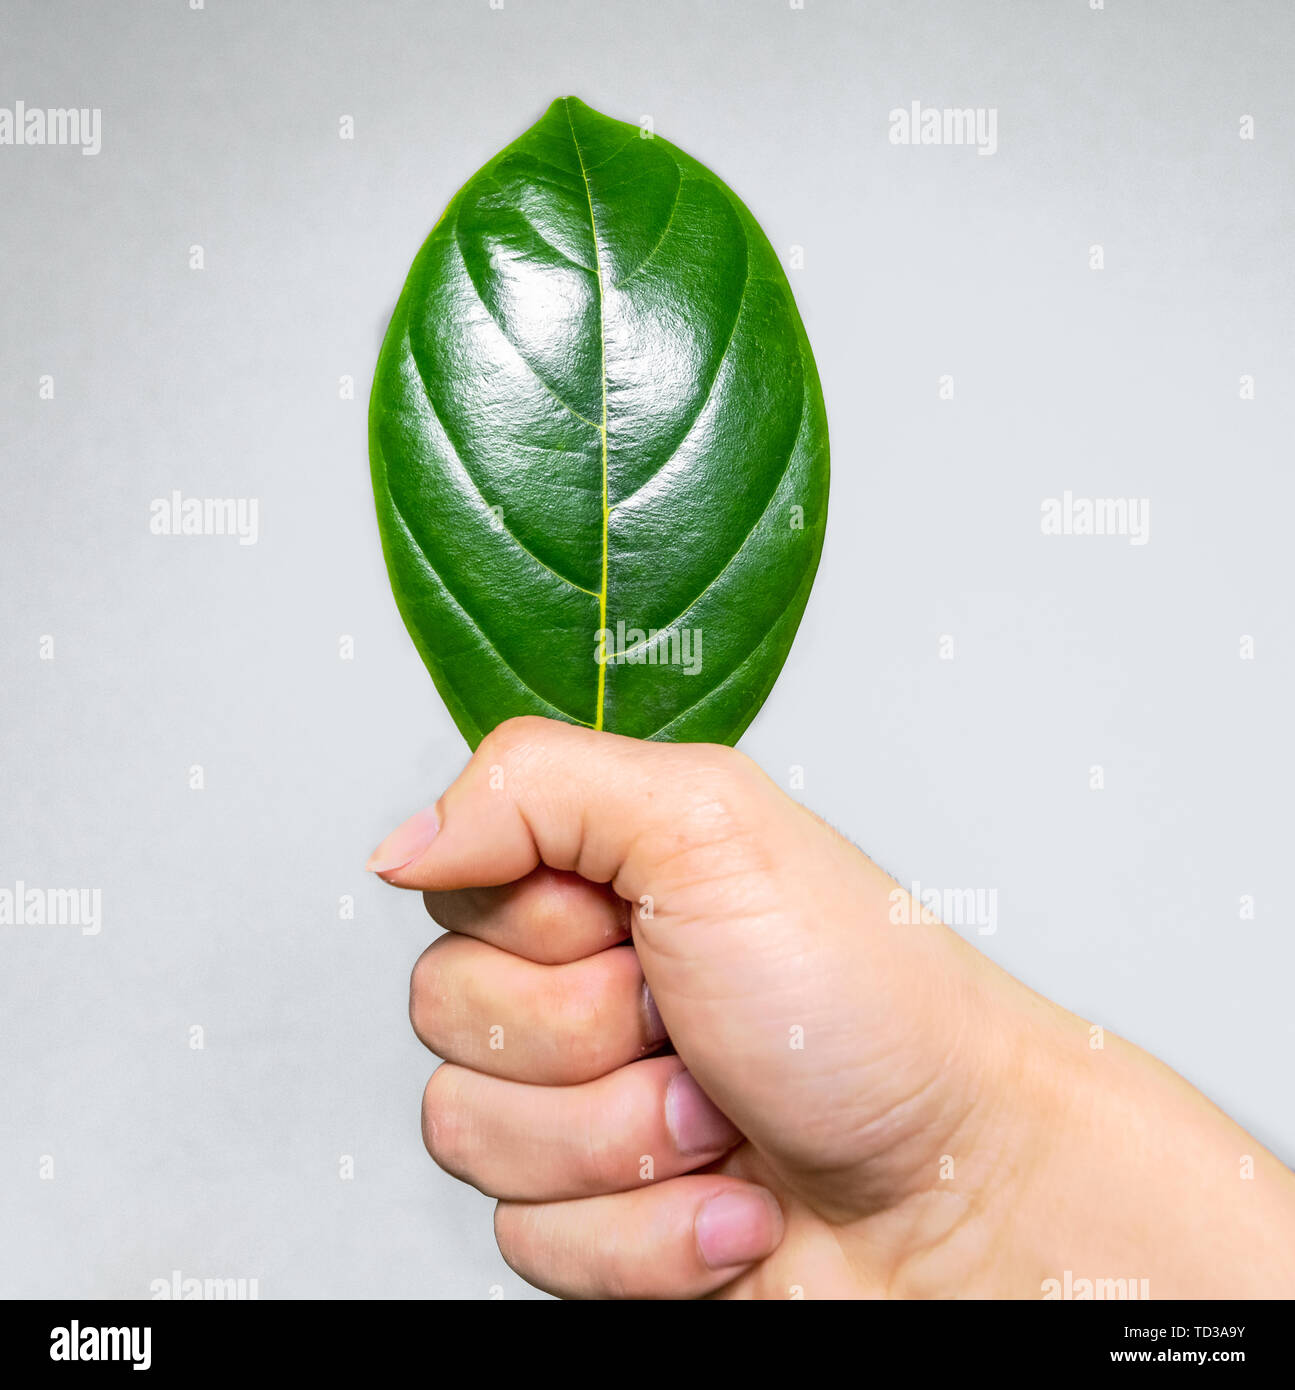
[678,764,766,851]
[553,971,603,1045]
[679,738,748,773]
[638,748,779,903]
[527,886,565,940]
[408,942,448,1048]
[494,1199,628,1300]
[420,1067,470,1177]
[695,739,749,769]
[678,745,762,822]
[525,885,581,963]
[495,714,549,741]
[477,716,546,768]
[542,970,617,1081]
[580,1088,631,1191]
[474,718,556,804]
[582,1128,614,1191]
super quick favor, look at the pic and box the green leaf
[369,96,829,749]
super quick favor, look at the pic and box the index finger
[423,866,629,964]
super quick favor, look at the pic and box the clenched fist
[368,717,1295,1300]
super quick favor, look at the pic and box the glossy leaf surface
[370,96,829,747]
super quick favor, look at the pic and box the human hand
[369,717,1295,1299]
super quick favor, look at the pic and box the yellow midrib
[565,99,610,732]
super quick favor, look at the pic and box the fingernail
[695,1189,783,1270]
[643,983,669,1046]
[666,1070,741,1157]
[366,806,439,876]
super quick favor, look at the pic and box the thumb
[367,714,784,909]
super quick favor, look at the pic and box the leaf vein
[612,168,684,288]
[609,225,752,513]
[403,323,599,597]
[607,384,807,661]
[477,174,597,273]
[452,214,602,431]
[642,571,809,741]
[384,484,594,728]
[564,97,611,733]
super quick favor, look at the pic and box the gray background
[1,0,1291,1299]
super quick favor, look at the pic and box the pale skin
[367,716,1295,1299]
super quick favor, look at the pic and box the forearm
[1004,1005,1295,1299]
